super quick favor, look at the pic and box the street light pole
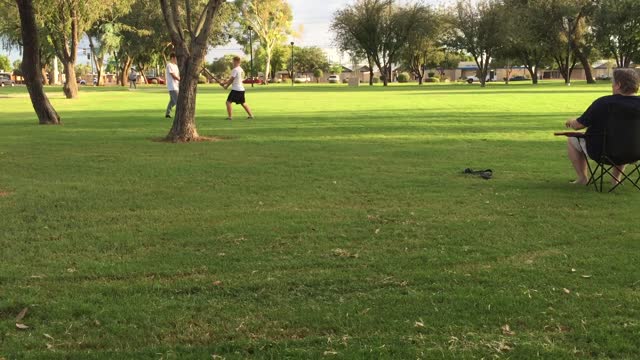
[248,26,254,88]
[291,41,294,87]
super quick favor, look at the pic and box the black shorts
[227,90,246,105]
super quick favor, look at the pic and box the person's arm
[170,70,180,82]
[222,76,234,89]
[565,118,586,130]
[566,98,602,130]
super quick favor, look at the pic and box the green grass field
[1,82,639,359]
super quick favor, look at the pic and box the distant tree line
[331,0,640,87]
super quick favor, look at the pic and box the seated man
[565,68,640,185]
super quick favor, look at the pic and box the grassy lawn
[1,81,639,359]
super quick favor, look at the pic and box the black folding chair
[576,104,640,193]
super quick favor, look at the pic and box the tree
[332,4,377,86]
[14,0,60,124]
[593,0,640,68]
[75,63,92,77]
[491,55,516,84]
[446,0,505,88]
[287,46,329,75]
[313,68,323,83]
[12,59,22,76]
[159,0,230,142]
[329,64,343,75]
[332,0,427,87]
[400,8,440,85]
[501,0,550,84]
[110,0,166,86]
[236,0,293,85]
[0,2,59,85]
[87,2,131,87]
[35,0,128,97]
[540,0,599,85]
[208,54,238,78]
[422,48,467,80]
[0,54,10,71]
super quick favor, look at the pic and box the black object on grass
[464,168,493,180]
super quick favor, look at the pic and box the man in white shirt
[219,56,254,121]
[165,53,180,118]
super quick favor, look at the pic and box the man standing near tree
[165,53,180,119]
[129,68,138,90]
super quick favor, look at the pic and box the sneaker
[226,117,233,121]
[247,116,254,120]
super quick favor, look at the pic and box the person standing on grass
[219,56,254,121]
[165,53,180,119]
[565,68,640,185]
[128,68,138,90]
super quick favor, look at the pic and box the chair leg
[584,153,599,191]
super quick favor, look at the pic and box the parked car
[596,74,612,81]
[243,77,264,85]
[465,75,496,84]
[294,76,311,83]
[328,75,340,83]
[465,76,479,84]
[509,76,529,81]
[146,76,166,85]
[0,73,15,87]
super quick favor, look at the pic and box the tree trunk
[160,0,225,142]
[525,65,539,85]
[479,66,487,88]
[575,49,595,84]
[167,65,200,142]
[368,57,374,86]
[119,57,132,86]
[41,67,49,85]
[62,60,78,98]
[15,0,61,125]
[96,61,105,86]
[264,47,272,85]
[92,55,105,86]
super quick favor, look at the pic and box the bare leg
[241,103,254,118]
[226,101,233,119]
[568,140,589,185]
[612,165,626,184]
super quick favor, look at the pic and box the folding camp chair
[570,104,640,193]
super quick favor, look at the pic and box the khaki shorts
[569,137,589,157]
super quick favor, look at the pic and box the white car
[294,76,311,83]
[328,75,340,83]
[465,75,496,84]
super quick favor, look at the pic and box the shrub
[397,72,410,83]
[198,75,207,84]
[372,77,380,84]
[342,78,349,84]
[427,72,435,78]
[425,77,440,83]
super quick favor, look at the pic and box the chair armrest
[554,131,586,138]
